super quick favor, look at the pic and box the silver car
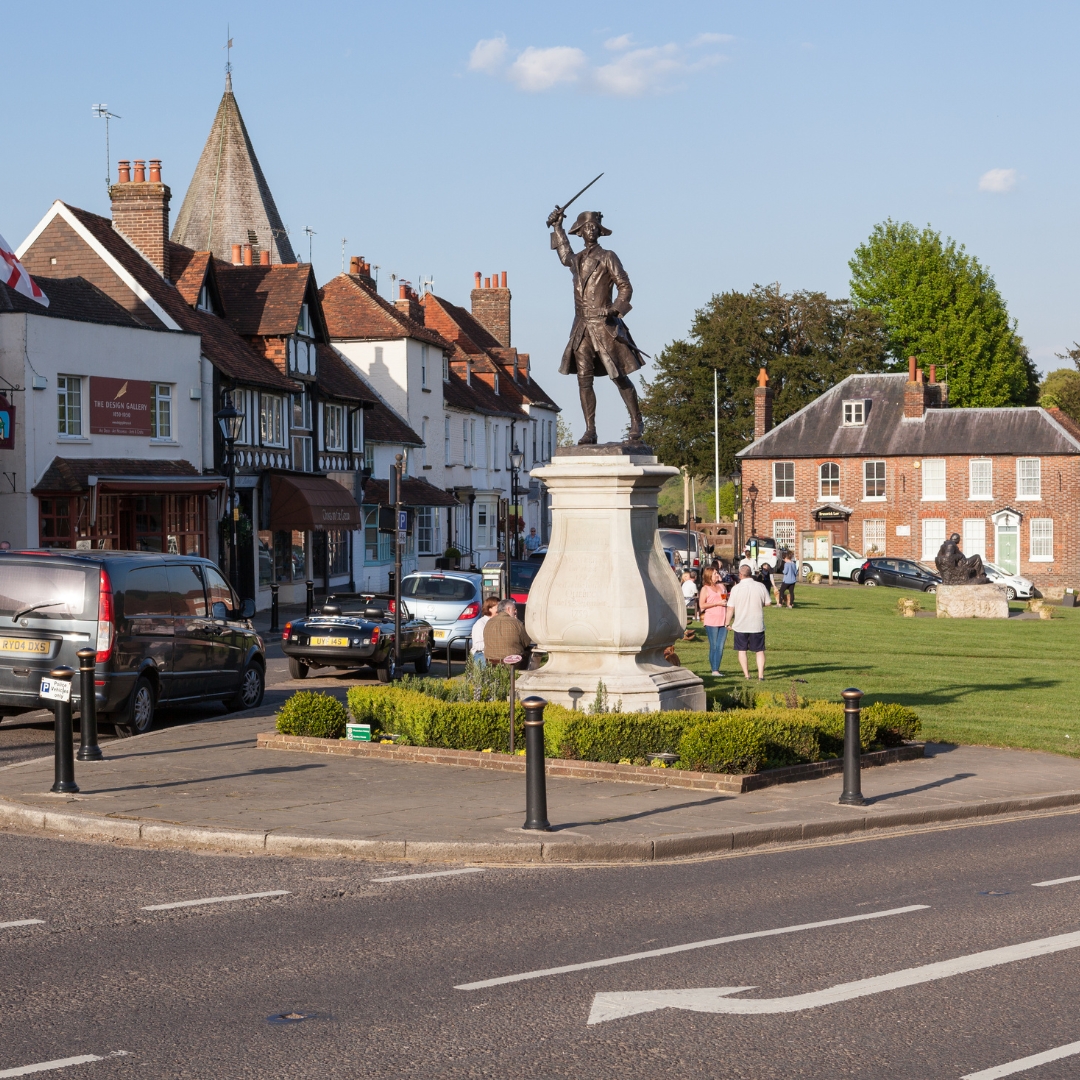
[399,571,483,654]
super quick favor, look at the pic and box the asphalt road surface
[4,808,1080,1077]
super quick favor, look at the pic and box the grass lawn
[677,583,1080,758]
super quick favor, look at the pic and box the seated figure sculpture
[934,533,990,585]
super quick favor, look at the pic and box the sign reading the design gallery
[89,377,152,436]
[39,676,71,703]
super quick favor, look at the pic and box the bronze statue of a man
[935,532,990,585]
[547,207,646,444]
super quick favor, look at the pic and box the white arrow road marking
[1032,874,1080,887]
[0,1051,128,1077]
[456,904,928,991]
[587,928,1080,1024]
[962,1038,1080,1079]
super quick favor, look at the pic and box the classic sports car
[281,599,433,683]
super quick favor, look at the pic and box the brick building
[737,359,1080,591]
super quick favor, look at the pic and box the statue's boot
[620,382,644,442]
[578,379,597,444]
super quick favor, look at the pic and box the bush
[398,659,510,702]
[276,691,348,739]
[677,718,766,773]
[864,701,922,745]
[546,707,693,762]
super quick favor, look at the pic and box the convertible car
[281,599,433,682]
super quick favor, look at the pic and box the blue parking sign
[398,510,408,532]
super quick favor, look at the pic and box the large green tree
[1039,344,1080,423]
[640,284,888,475]
[849,220,1039,407]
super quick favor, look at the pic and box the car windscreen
[659,530,698,551]
[401,575,475,601]
[510,561,541,590]
[0,561,94,621]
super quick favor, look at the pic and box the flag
[0,231,48,307]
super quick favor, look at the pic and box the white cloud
[594,44,685,96]
[604,33,634,51]
[693,32,734,45]
[979,168,1018,193]
[509,46,588,91]
[468,35,508,74]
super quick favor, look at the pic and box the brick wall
[741,452,1080,587]
[109,182,171,278]
[471,278,511,347]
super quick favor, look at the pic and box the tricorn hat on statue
[568,210,612,237]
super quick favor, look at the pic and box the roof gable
[319,274,452,350]
[216,263,328,341]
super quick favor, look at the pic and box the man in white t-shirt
[725,564,771,680]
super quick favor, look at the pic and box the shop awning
[32,457,224,495]
[269,474,361,530]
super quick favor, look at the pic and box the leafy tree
[556,415,575,447]
[640,284,888,476]
[849,220,1039,407]
[716,481,737,520]
[1039,362,1080,424]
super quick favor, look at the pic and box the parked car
[983,561,1034,601]
[659,528,701,571]
[859,557,941,592]
[396,571,483,655]
[739,536,781,573]
[800,545,865,582]
[0,551,264,737]
[509,558,542,605]
[281,600,432,683]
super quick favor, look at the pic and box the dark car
[281,599,433,683]
[0,551,265,737]
[859,558,941,592]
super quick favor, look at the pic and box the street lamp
[747,480,758,538]
[510,447,524,561]
[216,395,244,591]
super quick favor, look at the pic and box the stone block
[935,583,1010,619]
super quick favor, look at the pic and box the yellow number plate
[0,637,50,655]
[310,636,349,647]
[433,629,448,640]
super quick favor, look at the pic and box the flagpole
[713,369,720,522]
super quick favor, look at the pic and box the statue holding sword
[547,174,647,445]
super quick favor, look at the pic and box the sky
[4,1,1079,441]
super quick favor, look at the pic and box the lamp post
[216,395,244,591]
[747,480,758,538]
[510,447,524,560]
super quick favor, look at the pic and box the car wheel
[229,661,265,711]
[114,675,155,738]
[800,564,812,580]
[924,584,937,594]
[377,653,397,683]
[288,657,308,680]
[413,645,431,675]
[1005,587,1016,601]
[863,578,877,587]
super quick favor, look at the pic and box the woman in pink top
[698,567,729,675]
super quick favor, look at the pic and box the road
[3,807,1080,1077]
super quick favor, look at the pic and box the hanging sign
[89,377,152,436]
[0,395,14,449]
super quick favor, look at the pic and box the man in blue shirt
[779,552,798,609]
[525,528,541,554]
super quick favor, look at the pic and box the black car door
[203,564,243,694]
[894,561,921,589]
[121,565,174,700]
[167,563,212,699]
[876,560,899,586]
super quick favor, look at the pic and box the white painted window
[842,399,866,425]
[1017,458,1041,499]
[863,519,886,556]
[476,503,489,547]
[291,392,312,431]
[150,383,172,440]
[1030,518,1054,561]
[532,420,538,463]
[350,408,363,455]
[443,353,450,382]
[492,425,500,470]
[324,404,345,451]
[292,435,313,473]
[921,518,946,561]
[363,441,374,472]
[57,376,82,436]
[462,418,470,466]
[819,462,840,499]
[921,459,946,501]
[297,303,312,337]
[494,373,500,395]
[773,461,795,500]
[772,520,796,551]
[864,460,886,499]
[470,420,477,468]
[259,395,285,447]
[962,518,986,559]
[547,420,553,461]
[444,416,451,465]
[417,506,435,554]
[969,459,992,500]
[196,284,213,312]
[420,419,428,468]
[421,345,428,388]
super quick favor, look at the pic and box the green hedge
[276,691,348,739]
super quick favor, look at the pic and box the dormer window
[297,303,312,338]
[843,399,866,426]
[196,283,213,312]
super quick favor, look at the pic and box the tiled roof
[314,344,377,404]
[319,274,452,350]
[422,294,499,371]
[215,263,327,341]
[737,373,1080,459]
[1045,407,1080,444]
[172,249,211,307]
[443,368,522,418]
[361,476,458,508]
[0,277,144,328]
[33,457,201,494]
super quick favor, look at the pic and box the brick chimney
[395,282,424,324]
[110,158,171,278]
[904,355,929,420]
[348,255,376,288]
[753,367,773,439]
[470,269,511,346]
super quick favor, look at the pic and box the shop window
[57,376,82,437]
[258,532,273,586]
[819,462,839,499]
[772,461,795,500]
[270,529,307,581]
[364,507,392,563]
[327,529,349,576]
[39,497,72,548]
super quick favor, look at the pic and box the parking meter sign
[398,510,408,532]
[40,678,71,703]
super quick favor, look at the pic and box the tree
[556,415,575,447]
[1039,355,1080,424]
[639,284,888,476]
[849,220,1039,407]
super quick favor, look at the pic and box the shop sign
[0,395,14,449]
[89,377,152,436]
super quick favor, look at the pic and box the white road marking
[0,1051,127,1077]
[373,868,486,883]
[1032,874,1080,887]
[141,890,289,911]
[962,1039,1080,1079]
[0,920,44,930]
[455,904,928,991]
[587,927,1080,1023]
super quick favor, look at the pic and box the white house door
[996,524,1019,574]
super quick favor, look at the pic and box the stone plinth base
[936,583,1010,619]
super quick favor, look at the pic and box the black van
[0,551,265,736]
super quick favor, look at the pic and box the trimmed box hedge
[276,691,348,740]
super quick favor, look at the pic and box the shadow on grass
[868,772,976,804]
[861,674,1062,710]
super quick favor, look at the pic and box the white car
[983,561,1034,601]
[800,545,865,582]
[739,536,781,573]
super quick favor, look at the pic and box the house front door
[996,526,1018,575]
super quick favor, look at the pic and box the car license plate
[0,637,50,655]
[433,629,448,641]
[310,636,349,647]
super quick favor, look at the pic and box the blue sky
[4,1,1078,440]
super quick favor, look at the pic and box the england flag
[0,231,48,306]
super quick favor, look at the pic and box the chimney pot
[474,271,481,288]
[399,283,407,300]
[231,244,242,265]
[259,249,270,266]
[117,160,131,184]
[133,160,145,183]
[148,159,161,183]
[929,364,936,384]
[349,256,360,274]
[484,277,490,289]
[916,367,924,384]
[908,355,917,382]
[110,158,171,277]
[501,271,507,288]
[242,244,253,266]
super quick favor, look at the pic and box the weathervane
[224,28,233,75]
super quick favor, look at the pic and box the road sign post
[503,654,522,753]
[393,454,404,676]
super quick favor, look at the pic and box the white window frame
[297,303,312,337]
[259,395,286,448]
[292,434,313,473]
[842,399,866,426]
[421,345,428,388]
[772,520,796,551]
[324,403,345,452]
[57,375,83,438]
[442,354,450,383]
[444,416,451,465]
[863,460,886,500]
[417,506,435,555]
[921,459,946,501]
[1030,518,1054,562]
[350,408,362,455]
[772,461,795,501]
[150,383,173,441]
[420,419,428,468]
[470,419,477,469]
[863,519,886,557]
[962,518,987,560]
[921,518,947,561]
[1017,458,1041,500]
[819,462,840,499]
[292,392,312,431]
[969,459,993,501]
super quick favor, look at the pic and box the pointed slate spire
[171,75,296,264]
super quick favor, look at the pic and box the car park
[983,561,1034,601]
[281,600,432,682]
[859,557,941,592]
[800,545,865,581]
[0,550,264,737]
[397,571,483,655]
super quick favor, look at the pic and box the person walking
[779,551,798,609]
[483,598,532,668]
[726,564,771,680]
[698,567,729,676]
[470,596,499,667]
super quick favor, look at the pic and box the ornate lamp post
[510,447,524,562]
[215,395,244,591]
[747,480,759,538]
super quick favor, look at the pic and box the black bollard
[42,666,78,794]
[522,696,550,831]
[76,648,102,762]
[270,584,280,633]
[839,687,866,806]
[306,579,314,617]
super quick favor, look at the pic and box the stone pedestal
[517,445,706,713]
[935,583,1010,619]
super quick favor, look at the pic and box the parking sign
[398,510,408,532]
